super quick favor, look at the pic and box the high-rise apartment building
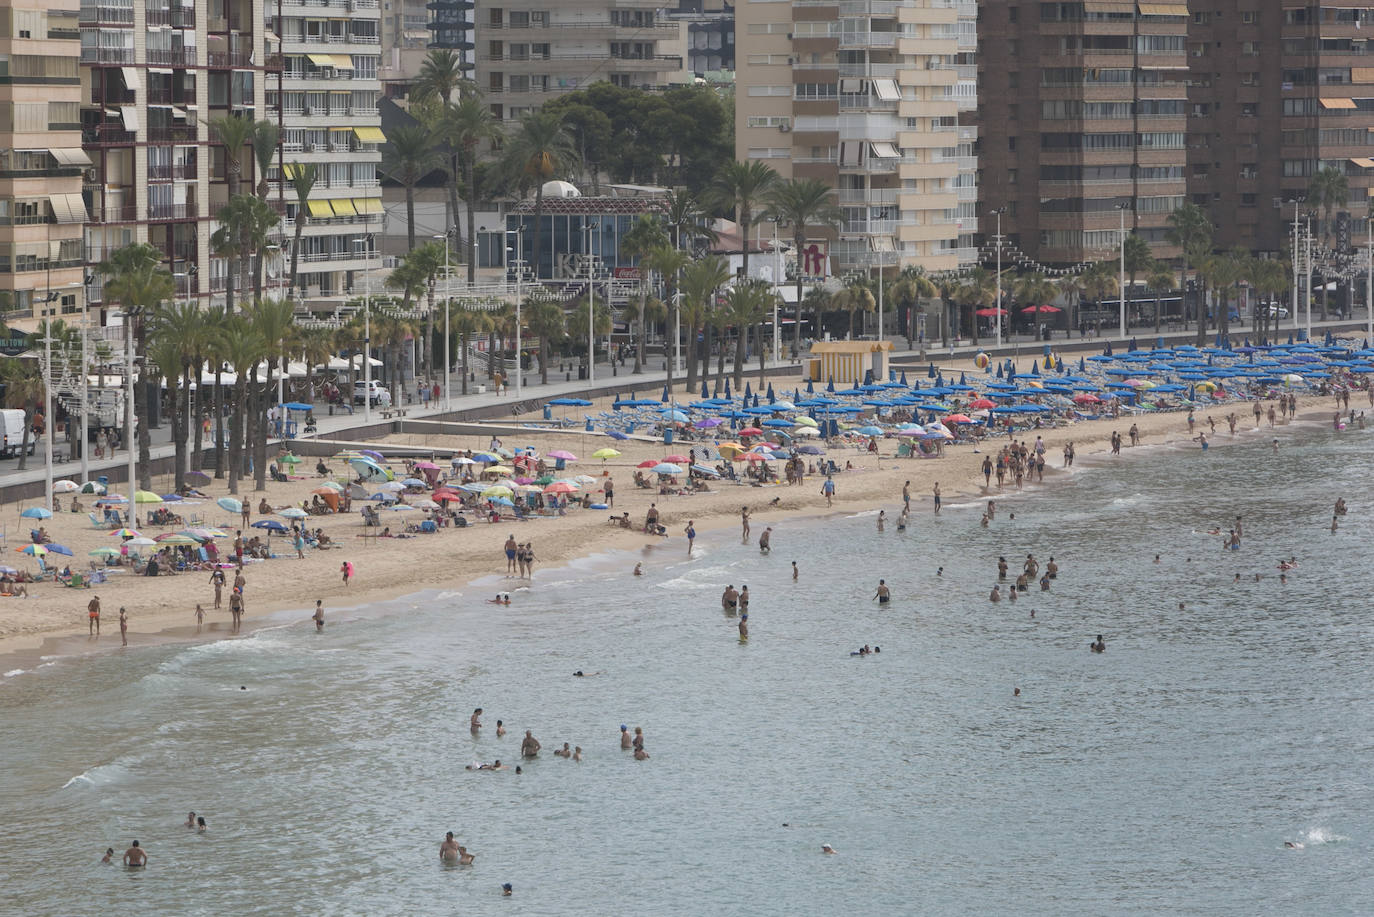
[474,0,683,122]
[1187,2,1374,255]
[975,0,1189,268]
[270,0,385,299]
[0,1,86,325]
[735,0,965,275]
[81,0,270,313]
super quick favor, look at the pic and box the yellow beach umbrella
[481,485,513,498]
[592,447,621,460]
[133,491,163,504]
[792,416,818,427]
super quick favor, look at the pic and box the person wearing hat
[620,724,632,749]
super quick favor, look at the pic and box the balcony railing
[147,48,198,66]
[83,127,137,145]
[147,126,198,142]
[147,203,197,220]
[145,8,195,27]
[148,163,197,180]
[80,48,136,64]
[79,6,135,25]
[205,51,250,68]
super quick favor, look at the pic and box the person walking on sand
[685,521,696,555]
[821,476,835,507]
[195,604,205,629]
[118,607,128,646]
[209,568,225,609]
[88,595,101,635]
[340,561,353,587]
[603,475,614,508]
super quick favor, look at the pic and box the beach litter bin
[663,428,674,445]
[543,405,552,420]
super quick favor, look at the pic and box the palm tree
[392,242,447,383]
[1213,246,1253,340]
[1,357,43,471]
[448,302,492,394]
[248,299,296,490]
[414,49,467,104]
[188,304,221,470]
[834,277,876,341]
[1165,203,1213,345]
[1250,258,1289,340]
[1308,165,1350,246]
[663,189,718,253]
[149,301,206,490]
[721,278,775,386]
[1081,262,1119,339]
[1056,273,1086,334]
[213,195,280,304]
[954,267,995,346]
[1012,271,1058,336]
[764,177,843,354]
[210,114,256,199]
[644,245,691,386]
[504,109,577,279]
[445,95,503,284]
[571,296,612,373]
[678,255,730,393]
[524,298,565,385]
[97,243,175,488]
[620,214,669,373]
[215,313,265,493]
[381,123,440,253]
[251,119,279,200]
[286,162,318,297]
[711,160,779,282]
[887,266,938,345]
[1122,234,1153,324]
[1145,263,1176,336]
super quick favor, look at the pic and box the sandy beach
[0,356,1347,661]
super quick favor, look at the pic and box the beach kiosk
[806,340,893,385]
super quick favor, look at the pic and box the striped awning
[329,198,357,216]
[353,197,383,214]
[306,199,333,218]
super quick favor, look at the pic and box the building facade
[474,0,684,122]
[974,0,1189,268]
[734,0,965,276]
[269,0,385,301]
[0,0,86,325]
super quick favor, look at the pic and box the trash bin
[663,428,674,445]
[476,384,486,394]
[98,475,109,488]
[543,405,552,420]
[578,365,588,380]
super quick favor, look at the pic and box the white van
[0,408,34,457]
[353,379,391,407]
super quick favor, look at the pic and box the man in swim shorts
[122,840,146,867]
[721,585,738,609]
[88,595,101,635]
[504,535,517,574]
[874,580,891,604]
[440,832,461,863]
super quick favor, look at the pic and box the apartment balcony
[145,8,196,28]
[83,126,137,146]
[147,163,197,181]
[80,5,135,25]
[843,219,899,235]
[147,126,199,143]
[897,37,955,56]
[80,48,136,65]
[147,203,198,221]
[91,202,139,222]
[148,48,198,66]
[837,188,899,205]
[838,62,900,79]
[839,32,899,50]
[205,51,251,68]
[838,0,901,17]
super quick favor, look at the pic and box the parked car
[1261,304,1290,319]
[0,408,35,457]
[353,380,391,407]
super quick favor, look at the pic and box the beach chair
[61,573,89,589]
[419,520,437,534]
[88,512,105,529]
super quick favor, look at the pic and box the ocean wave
[1300,826,1348,846]
[4,668,25,678]
[62,760,134,790]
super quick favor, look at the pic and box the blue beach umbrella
[252,520,289,533]
[20,507,51,519]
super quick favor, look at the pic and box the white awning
[871,236,896,253]
[50,148,93,167]
[872,78,899,101]
[839,78,863,94]
[285,361,309,378]
[49,192,88,224]
[171,107,187,119]
[870,142,900,159]
[119,105,140,131]
[121,67,140,91]
[840,141,861,167]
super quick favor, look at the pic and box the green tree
[213,313,264,493]
[286,162,318,297]
[1145,262,1176,336]
[711,160,779,282]
[1056,273,1086,333]
[390,242,447,383]
[213,194,280,304]
[1122,233,1153,323]
[721,278,775,386]
[834,276,877,341]
[209,114,256,200]
[247,299,296,490]
[663,189,719,252]
[1165,203,1214,345]
[444,95,503,284]
[954,267,995,346]
[620,214,670,373]
[1081,261,1119,338]
[381,123,440,253]
[447,302,492,394]
[888,266,937,344]
[644,245,692,388]
[97,243,175,487]
[1250,257,1289,340]
[1307,165,1350,246]
[570,296,612,372]
[149,301,207,490]
[414,48,467,104]
[504,109,577,278]
[764,177,844,354]
[678,255,730,393]
[251,119,279,201]
[524,298,565,385]
[1,355,42,470]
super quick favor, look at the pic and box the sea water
[2,423,1372,916]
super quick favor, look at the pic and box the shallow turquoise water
[2,421,1371,915]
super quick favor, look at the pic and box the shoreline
[0,382,1349,676]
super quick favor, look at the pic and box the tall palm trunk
[213,371,225,478]
[757,322,767,386]
[732,327,746,387]
[291,216,307,296]
[465,160,478,285]
[254,371,271,492]
[136,321,153,491]
[227,379,245,493]
[424,285,436,384]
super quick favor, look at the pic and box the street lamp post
[40,308,54,512]
[506,228,523,398]
[875,247,885,348]
[771,220,782,360]
[124,308,136,500]
[990,208,1005,348]
[433,233,452,410]
[583,222,598,384]
[353,237,372,423]
[79,287,89,485]
[1367,217,1372,345]
[1305,213,1313,340]
[1117,203,1129,339]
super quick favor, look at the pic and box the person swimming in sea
[873,580,890,604]
[1090,635,1106,653]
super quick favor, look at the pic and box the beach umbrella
[53,480,79,494]
[739,426,764,436]
[434,492,464,503]
[482,485,513,498]
[386,504,416,512]
[251,520,289,533]
[766,384,775,402]
[184,471,212,488]
[652,462,683,475]
[279,454,302,466]
[126,536,157,547]
[361,449,386,461]
[378,480,406,492]
[108,528,141,538]
[17,544,48,556]
[217,497,243,513]
[793,416,818,427]
[79,481,108,495]
[636,459,660,468]
[762,419,793,428]
[401,478,427,487]
[793,426,821,437]
[160,494,184,503]
[543,481,577,494]
[44,543,74,556]
[853,425,884,436]
[279,508,308,519]
[548,450,579,462]
[279,401,313,411]
[20,507,51,519]
[413,461,440,471]
[944,414,973,424]
[663,454,689,463]
[968,398,997,410]
[155,534,199,546]
[701,380,710,398]
[472,452,501,463]
[592,448,621,460]
[690,464,720,477]
[182,528,228,539]
[133,491,163,504]
[547,397,592,407]
[89,547,122,558]
[414,499,440,509]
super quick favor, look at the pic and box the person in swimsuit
[122,840,147,867]
[721,585,738,610]
[758,527,772,554]
[989,585,1001,603]
[738,611,748,639]
[620,725,632,749]
[685,521,696,555]
[312,600,325,632]
[88,595,101,635]
[119,607,128,646]
[101,848,114,864]
[209,569,225,609]
[504,535,517,574]
[470,708,483,730]
[874,580,891,604]
[740,506,751,543]
[440,832,461,863]
[1090,635,1106,653]
[521,730,541,757]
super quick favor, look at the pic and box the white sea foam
[1300,826,1348,846]
[4,668,25,678]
